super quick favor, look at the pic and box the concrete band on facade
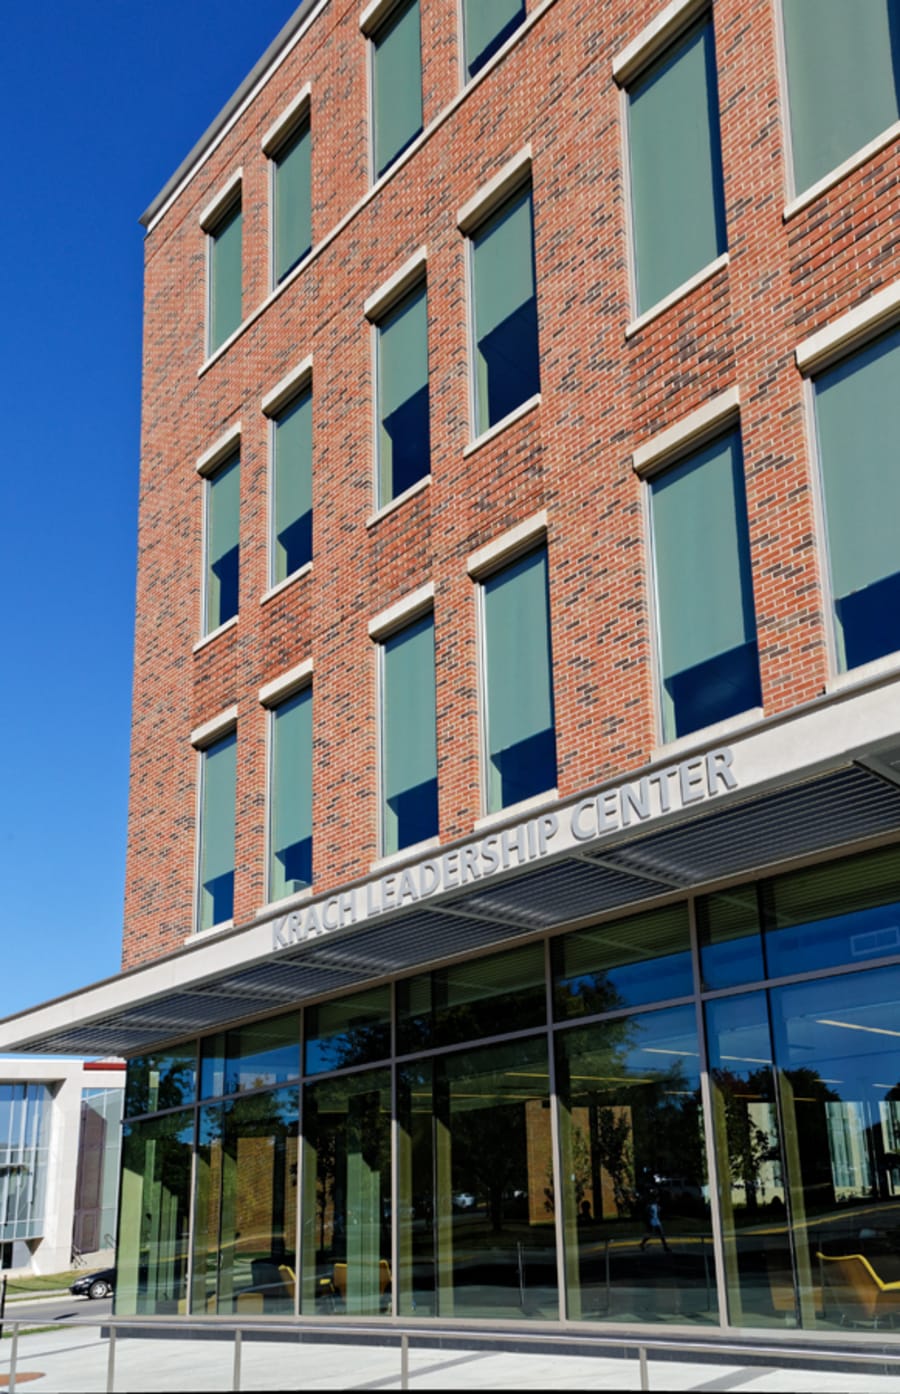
[3,675,900,1058]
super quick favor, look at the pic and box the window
[204,452,240,633]
[375,281,430,507]
[198,730,236,930]
[272,387,313,583]
[463,0,525,80]
[480,544,556,812]
[371,0,423,178]
[812,324,900,672]
[269,685,313,901]
[649,428,761,743]
[380,611,438,855]
[207,195,242,353]
[272,117,311,283]
[470,182,540,436]
[626,14,726,315]
[782,0,900,196]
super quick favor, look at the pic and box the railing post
[8,1321,18,1394]
[232,1326,242,1392]
[401,1332,409,1390]
[638,1343,649,1391]
[106,1324,116,1393]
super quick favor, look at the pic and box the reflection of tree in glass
[127,1053,195,1116]
[714,1066,839,1215]
[713,1067,780,1214]
[559,1008,707,1226]
[316,1019,391,1072]
[553,960,629,1021]
[595,1106,635,1214]
[452,1098,531,1233]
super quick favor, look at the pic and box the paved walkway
[3,1321,900,1393]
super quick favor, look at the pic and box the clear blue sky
[0,1,302,1022]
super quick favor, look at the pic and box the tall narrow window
[208,195,242,352]
[380,612,438,855]
[199,730,236,930]
[470,183,540,435]
[649,429,761,743]
[782,0,900,196]
[813,324,900,672]
[463,0,525,79]
[481,545,556,812]
[371,0,423,178]
[626,15,726,314]
[376,282,430,507]
[272,118,311,283]
[205,452,240,634]
[272,387,313,583]
[270,686,313,901]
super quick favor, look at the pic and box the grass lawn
[3,1268,92,1295]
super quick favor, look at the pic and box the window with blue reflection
[650,429,760,742]
[813,324,900,671]
[765,846,900,979]
[552,904,692,1018]
[200,1014,299,1098]
[305,986,391,1075]
[697,884,764,991]
[471,183,540,434]
[770,964,900,1279]
[463,0,525,79]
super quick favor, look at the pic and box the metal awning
[3,756,899,1058]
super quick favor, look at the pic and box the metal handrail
[3,1313,900,1393]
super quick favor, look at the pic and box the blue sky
[0,1,302,1022]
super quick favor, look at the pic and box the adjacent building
[2,0,900,1340]
[0,1058,123,1276]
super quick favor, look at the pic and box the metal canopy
[6,761,900,1057]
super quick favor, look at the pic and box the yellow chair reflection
[325,1259,391,1308]
[817,1252,900,1328]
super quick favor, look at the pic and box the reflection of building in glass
[825,1102,872,1200]
[2,0,900,1350]
[0,1059,124,1274]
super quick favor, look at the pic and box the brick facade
[123,0,900,968]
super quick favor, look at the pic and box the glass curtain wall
[118,841,900,1330]
[396,944,552,1319]
[0,1083,52,1246]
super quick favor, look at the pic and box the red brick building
[4,0,900,1342]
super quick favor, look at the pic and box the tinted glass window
[376,282,430,505]
[381,612,438,854]
[201,1013,300,1098]
[553,904,692,1017]
[305,986,392,1075]
[397,942,545,1054]
[765,845,900,979]
[472,184,540,433]
[482,546,556,811]
[650,430,760,741]
[698,884,764,991]
[628,17,726,313]
[813,325,900,671]
[125,1046,197,1117]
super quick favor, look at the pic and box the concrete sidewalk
[3,1322,900,1393]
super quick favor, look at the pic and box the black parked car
[70,1267,115,1299]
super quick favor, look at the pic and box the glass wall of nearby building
[0,1083,52,1246]
[116,842,900,1332]
[74,1086,124,1255]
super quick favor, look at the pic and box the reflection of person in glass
[640,1193,670,1252]
[578,1199,593,1227]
